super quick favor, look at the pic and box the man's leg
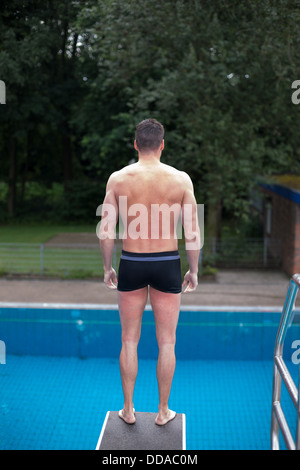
[149,287,181,425]
[118,287,148,424]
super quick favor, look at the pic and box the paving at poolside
[0,269,298,309]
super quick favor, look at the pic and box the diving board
[96,411,186,450]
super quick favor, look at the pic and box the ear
[160,139,164,151]
[134,140,139,151]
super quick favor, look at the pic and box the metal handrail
[271,274,300,450]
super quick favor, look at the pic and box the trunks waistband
[120,250,180,262]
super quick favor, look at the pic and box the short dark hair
[135,118,164,152]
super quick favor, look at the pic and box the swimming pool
[0,304,299,450]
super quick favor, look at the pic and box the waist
[121,250,180,261]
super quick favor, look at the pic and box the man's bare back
[104,159,196,253]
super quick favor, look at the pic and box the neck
[138,151,161,164]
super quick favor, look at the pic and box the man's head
[135,118,164,154]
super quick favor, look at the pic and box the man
[99,118,200,426]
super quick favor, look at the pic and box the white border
[95,411,110,450]
[0,301,288,313]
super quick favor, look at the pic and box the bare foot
[118,408,136,424]
[155,409,176,426]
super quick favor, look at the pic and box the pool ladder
[271,273,300,450]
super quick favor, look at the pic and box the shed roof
[258,174,300,205]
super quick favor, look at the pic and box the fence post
[40,244,44,275]
[263,237,268,267]
[113,244,117,268]
[198,249,202,276]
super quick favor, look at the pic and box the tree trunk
[8,136,17,217]
[205,168,223,246]
[206,196,222,246]
[63,122,72,192]
[21,132,30,202]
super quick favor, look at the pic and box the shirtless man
[99,119,200,426]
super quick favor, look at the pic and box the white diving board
[96,411,186,450]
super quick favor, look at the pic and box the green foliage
[76,0,300,226]
[0,180,104,223]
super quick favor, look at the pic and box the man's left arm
[99,174,119,289]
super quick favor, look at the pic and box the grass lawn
[0,223,190,279]
[0,224,96,243]
[0,223,101,278]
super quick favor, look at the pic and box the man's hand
[104,267,118,290]
[182,270,198,293]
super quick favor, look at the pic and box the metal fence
[202,237,282,269]
[0,237,282,278]
[0,243,104,278]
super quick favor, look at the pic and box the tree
[0,0,88,217]
[76,0,300,238]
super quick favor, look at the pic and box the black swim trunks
[117,250,182,294]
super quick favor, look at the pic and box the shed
[257,175,300,277]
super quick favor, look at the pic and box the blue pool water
[0,306,299,450]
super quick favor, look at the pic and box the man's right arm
[99,172,119,289]
[181,173,200,293]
